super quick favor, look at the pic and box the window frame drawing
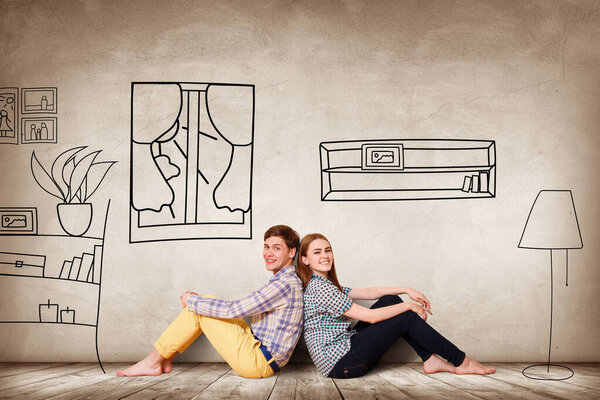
[129,81,255,243]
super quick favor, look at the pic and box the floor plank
[269,363,341,400]
[0,363,48,373]
[377,363,481,400]
[488,363,600,400]
[0,363,121,400]
[0,363,69,379]
[0,363,91,391]
[192,368,278,400]
[334,367,411,399]
[44,363,196,400]
[405,363,547,400]
[122,363,229,400]
[0,362,598,399]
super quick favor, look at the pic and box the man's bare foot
[454,356,496,375]
[116,350,164,377]
[423,354,455,374]
[162,356,174,373]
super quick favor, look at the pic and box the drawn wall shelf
[0,205,109,373]
[320,139,496,201]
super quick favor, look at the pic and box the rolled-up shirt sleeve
[314,282,353,318]
[186,279,289,319]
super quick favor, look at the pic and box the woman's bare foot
[116,349,164,377]
[162,356,175,373]
[423,354,455,374]
[454,356,496,375]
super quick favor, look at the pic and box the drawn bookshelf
[0,205,109,373]
[320,139,496,201]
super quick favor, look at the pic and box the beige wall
[1,0,599,363]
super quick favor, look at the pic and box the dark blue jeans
[328,295,466,379]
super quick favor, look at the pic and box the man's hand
[404,287,431,314]
[180,291,198,308]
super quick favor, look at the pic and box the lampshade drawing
[519,190,583,250]
[518,190,583,381]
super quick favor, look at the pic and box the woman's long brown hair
[296,233,343,291]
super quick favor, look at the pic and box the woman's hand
[404,287,431,314]
[410,303,432,321]
[180,291,198,308]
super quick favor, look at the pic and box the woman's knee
[379,295,402,305]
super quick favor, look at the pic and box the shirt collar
[271,264,295,280]
[311,273,327,281]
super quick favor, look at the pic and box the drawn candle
[39,299,59,323]
[60,307,75,324]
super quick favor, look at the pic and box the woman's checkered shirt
[303,274,354,377]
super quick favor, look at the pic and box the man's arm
[184,279,289,319]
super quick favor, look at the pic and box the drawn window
[130,82,254,243]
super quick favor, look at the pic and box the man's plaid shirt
[186,265,303,367]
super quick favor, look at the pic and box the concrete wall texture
[1,0,599,363]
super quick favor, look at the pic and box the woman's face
[302,238,333,278]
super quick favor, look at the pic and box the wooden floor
[0,362,599,399]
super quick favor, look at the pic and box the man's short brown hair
[264,225,300,252]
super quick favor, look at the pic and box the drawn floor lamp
[518,190,583,380]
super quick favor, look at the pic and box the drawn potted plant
[31,146,116,236]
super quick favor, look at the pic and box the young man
[117,225,303,378]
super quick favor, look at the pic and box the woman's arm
[343,301,430,324]
[348,287,431,311]
[347,287,407,300]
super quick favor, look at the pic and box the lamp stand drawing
[518,190,583,381]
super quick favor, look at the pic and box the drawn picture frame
[0,207,38,235]
[21,87,58,114]
[0,87,19,144]
[21,117,58,143]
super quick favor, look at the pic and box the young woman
[297,233,496,379]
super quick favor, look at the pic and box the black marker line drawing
[130,82,254,243]
[320,139,496,201]
[21,117,57,144]
[0,251,45,277]
[0,200,111,373]
[0,87,18,144]
[21,87,57,114]
[518,190,583,381]
[0,207,38,235]
[60,306,76,324]
[39,299,59,323]
[31,146,116,236]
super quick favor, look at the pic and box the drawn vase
[57,203,92,237]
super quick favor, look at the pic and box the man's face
[263,236,296,273]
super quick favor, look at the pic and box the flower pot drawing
[57,203,92,236]
[30,146,116,236]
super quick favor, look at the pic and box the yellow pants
[154,299,274,379]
